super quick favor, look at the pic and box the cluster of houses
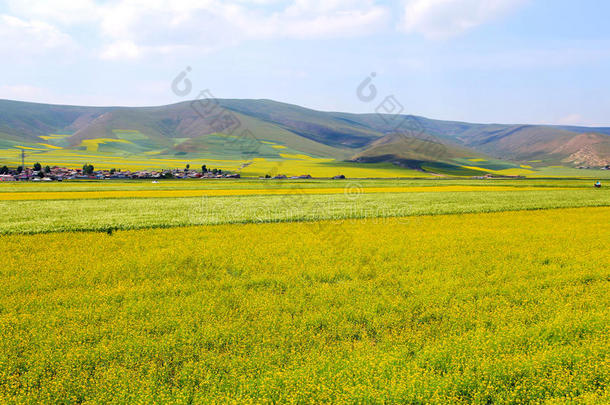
[578,165,610,170]
[0,166,241,181]
[260,174,345,180]
[471,173,525,180]
[264,174,313,180]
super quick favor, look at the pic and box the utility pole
[19,149,27,179]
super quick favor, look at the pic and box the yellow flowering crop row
[0,185,558,200]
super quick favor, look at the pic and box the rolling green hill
[0,98,608,176]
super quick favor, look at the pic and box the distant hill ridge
[0,98,608,167]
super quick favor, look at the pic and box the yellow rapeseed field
[0,207,608,403]
[0,185,557,200]
[80,138,133,152]
[36,143,63,149]
[461,165,537,176]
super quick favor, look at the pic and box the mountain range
[0,98,608,171]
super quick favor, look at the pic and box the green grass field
[0,178,601,193]
[0,179,608,234]
[0,178,608,403]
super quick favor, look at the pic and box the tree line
[0,162,227,177]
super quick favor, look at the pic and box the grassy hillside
[415,121,610,167]
[0,98,608,176]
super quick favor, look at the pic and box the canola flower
[461,165,536,176]
[36,143,63,149]
[0,186,607,235]
[0,207,608,403]
[38,134,70,140]
[0,185,565,201]
[1,142,609,177]
[79,138,133,152]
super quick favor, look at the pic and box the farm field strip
[0,178,596,193]
[1,188,608,234]
[0,207,608,403]
[0,150,435,177]
[0,185,572,201]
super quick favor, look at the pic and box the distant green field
[2,134,609,178]
[0,179,607,234]
[0,177,601,193]
[0,146,436,178]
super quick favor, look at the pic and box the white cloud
[3,0,389,60]
[400,0,529,39]
[0,14,75,54]
[4,0,99,25]
[99,0,389,53]
[100,41,142,61]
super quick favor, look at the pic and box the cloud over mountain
[400,0,529,39]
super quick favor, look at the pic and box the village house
[0,165,242,181]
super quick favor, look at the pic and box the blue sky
[1,0,609,126]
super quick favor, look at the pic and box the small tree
[0,166,8,174]
[17,166,23,174]
[201,165,207,173]
[33,162,42,172]
[110,168,116,175]
[44,165,51,174]
[82,164,94,175]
